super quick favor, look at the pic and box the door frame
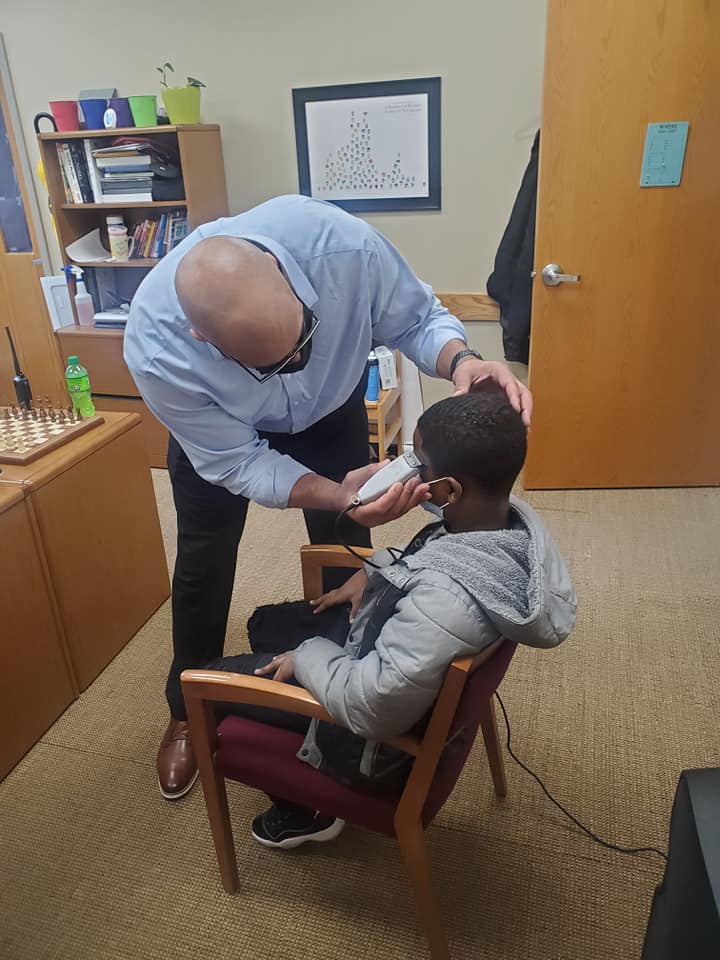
[0,32,53,274]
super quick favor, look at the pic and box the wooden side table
[365,353,403,459]
[0,411,170,694]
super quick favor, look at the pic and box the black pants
[166,378,371,719]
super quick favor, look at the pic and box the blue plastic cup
[80,98,107,130]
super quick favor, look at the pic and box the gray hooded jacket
[293,496,576,773]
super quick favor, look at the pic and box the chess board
[0,408,105,465]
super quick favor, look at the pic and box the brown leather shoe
[157,717,199,800]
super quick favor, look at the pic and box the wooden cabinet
[55,324,169,467]
[0,485,75,780]
[0,411,170,696]
[40,124,228,469]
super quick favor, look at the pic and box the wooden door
[524,0,720,488]
[0,67,64,402]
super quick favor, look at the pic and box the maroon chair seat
[215,717,399,834]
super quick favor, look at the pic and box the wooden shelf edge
[365,386,400,411]
[60,201,187,210]
[56,324,124,339]
[70,259,158,268]
[39,124,219,141]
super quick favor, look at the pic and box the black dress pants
[165,378,371,719]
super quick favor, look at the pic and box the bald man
[125,194,531,800]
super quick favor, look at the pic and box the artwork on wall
[292,77,441,213]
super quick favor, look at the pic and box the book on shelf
[96,156,152,171]
[129,210,187,260]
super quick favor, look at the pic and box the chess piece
[31,407,38,420]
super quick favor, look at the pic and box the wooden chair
[182,545,516,960]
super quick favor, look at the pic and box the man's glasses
[234,307,320,384]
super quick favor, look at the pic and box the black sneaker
[251,804,345,850]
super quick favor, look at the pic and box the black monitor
[642,769,720,959]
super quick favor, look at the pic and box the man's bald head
[175,236,303,367]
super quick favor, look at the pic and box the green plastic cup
[128,95,157,128]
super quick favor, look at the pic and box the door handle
[541,263,581,286]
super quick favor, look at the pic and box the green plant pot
[162,86,201,125]
[128,95,157,128]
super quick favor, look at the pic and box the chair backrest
[398,639,516,827]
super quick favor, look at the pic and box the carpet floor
[1,472,719,960]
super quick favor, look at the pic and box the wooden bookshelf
[42,123,229,468]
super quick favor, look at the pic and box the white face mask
[420,477,452,518]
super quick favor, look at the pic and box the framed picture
[292,77,441,213]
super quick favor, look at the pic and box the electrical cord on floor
[494,692,668,863]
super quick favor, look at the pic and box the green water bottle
[65,355,96,416]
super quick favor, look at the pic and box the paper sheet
[65,228,111,263]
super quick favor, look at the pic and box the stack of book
[93,143,153,202]
[55,140,171,204]
[129,210,188,260]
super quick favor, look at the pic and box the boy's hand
[254,652,296,683]
[311,569,369,622]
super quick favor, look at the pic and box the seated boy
[187,391,576,849]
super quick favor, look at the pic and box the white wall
[3,0,546,290]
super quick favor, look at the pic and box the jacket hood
[399,496,576,648]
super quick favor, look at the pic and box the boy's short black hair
[416,389,527,497]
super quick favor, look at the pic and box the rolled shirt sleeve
[133,369,311,507]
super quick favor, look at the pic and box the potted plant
[157,62,206,124]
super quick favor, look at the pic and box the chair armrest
[181,669,335,723]
[300,543,373,600]
[181,669,422,757]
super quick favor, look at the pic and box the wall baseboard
[436,292,499,322]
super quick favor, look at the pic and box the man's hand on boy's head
[254,652,296,683]
[452,358,533,427]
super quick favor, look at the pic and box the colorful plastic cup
[108,97,134,128]
[128,95,157,128]
[48,100,80,131]
[80,98,107,130]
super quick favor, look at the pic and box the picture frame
[292,77,441,213]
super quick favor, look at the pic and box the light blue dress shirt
[124,195,466,508]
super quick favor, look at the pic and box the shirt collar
[243,234,319,311]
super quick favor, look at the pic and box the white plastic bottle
[72,267,95,326]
